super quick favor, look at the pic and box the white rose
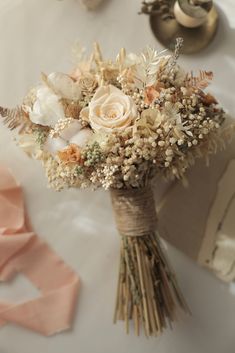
[82,85,137,132]
[28,86,66,127]
[45,120,93,156]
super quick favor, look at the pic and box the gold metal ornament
[148,0,219,54]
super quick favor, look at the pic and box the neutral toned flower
[80,106,89,123]
[144,86,160,105]
[101,65,119,84]
[45,136,67,156]
[58,144,81,164]
[88,131,111,151]
[47,72,82,101]
[27,86,66,127]
[201,93,218,106]
[78,73,98,93]
[69,128,93,146]
[64,102,81,119]
[45,119,93,156]
[83,85,137,132]
[59,120,83,140]
[133,108,164,136]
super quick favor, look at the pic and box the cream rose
[82,85,137,132]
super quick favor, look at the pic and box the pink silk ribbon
[0,165,79,335]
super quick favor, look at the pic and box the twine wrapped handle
[111,186,158,237]
[110,185,189,337]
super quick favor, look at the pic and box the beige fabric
[199,160,235,282]
[157,122,235,281]
[212,233,235,282]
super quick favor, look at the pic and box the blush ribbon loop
[0,166,79,335]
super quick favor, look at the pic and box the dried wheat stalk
[114,232,189,336]
[111,186,190,336]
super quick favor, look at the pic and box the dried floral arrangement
[0,39,231,337]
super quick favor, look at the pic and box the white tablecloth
[0,1,235,352]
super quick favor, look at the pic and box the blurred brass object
[150,4,218,54]
[140,0,174,20]
[178,0,213,18]
[175,0,213,28]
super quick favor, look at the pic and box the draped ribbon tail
[0,165,80,335]
[0,165,20,189]
[0,234,80,335]
[0,302,10,327]
[0,233,34,281]
[0,281,79,336]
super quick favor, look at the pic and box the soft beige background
[0,1,235,353]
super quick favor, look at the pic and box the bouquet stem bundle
[111,186,189,336]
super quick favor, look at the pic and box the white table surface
[0,1,235,352]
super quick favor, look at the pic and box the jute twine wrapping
[110,186,158,237]
[110,185,189,336]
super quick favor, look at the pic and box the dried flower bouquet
[1,39,230,336]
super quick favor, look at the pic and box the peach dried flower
[58,144,81,164]
[144,86,160,105]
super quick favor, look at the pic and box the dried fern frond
[134,46,168,89]
[0,106,23,130]
[185,70,213,90]
[0,106,33,133]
